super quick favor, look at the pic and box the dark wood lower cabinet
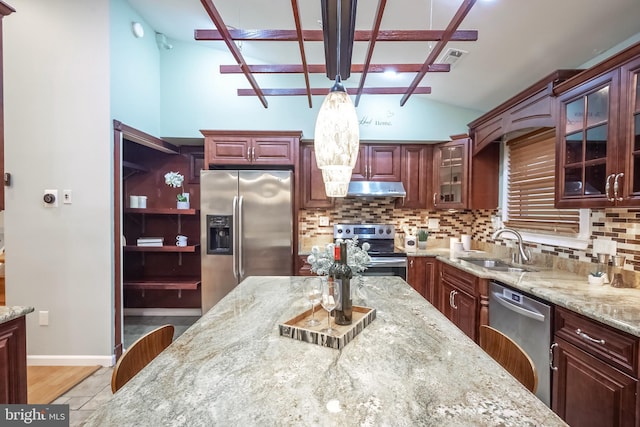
[406,256,436,305]
[440,280,477,341]
[0,316,27,404]
[552,337,637,427]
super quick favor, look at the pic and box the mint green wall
[110,0,161,136]
[158,39,482,141]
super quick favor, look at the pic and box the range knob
[378,229,384,234]
[336,228,343,234]
[386,228,392,234]
[345,229,351,234]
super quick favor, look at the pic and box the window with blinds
[505,130,581,234]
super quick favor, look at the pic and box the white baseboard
[28,354,115,367]
[123,308,202,317]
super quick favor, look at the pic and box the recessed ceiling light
[383,70,398,79]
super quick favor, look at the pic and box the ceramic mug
[138,195,147,209]
[129,195,139,208]
[176,235,188,247]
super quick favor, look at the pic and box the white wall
[4,0,113,363]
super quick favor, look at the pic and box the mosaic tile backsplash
[299,198,640,285]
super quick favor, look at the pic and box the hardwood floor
[28,365,100,404]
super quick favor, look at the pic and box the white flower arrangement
[164,171,187,202]
[307,236,371,276]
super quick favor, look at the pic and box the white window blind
[506,131,580,234]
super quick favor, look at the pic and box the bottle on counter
[333,242,353,325]
[327,244,341,317]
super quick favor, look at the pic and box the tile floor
[52,315,199,426]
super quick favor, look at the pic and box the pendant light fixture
[314,0,360,198]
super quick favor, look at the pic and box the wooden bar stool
[111,324,174,393]
[479,325,538,393]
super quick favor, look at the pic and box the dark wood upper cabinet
[433,138,468,210]
[554,42,640,208]
[351,144,401,181]
[299,143,333,209]
[397,144,432,209]
[0,2,15,211]
[432,136,498,211]
[468,70,582,155]
[201,130,301,168]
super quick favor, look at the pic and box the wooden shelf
[124,208,199,215]
[124,277,201,291]
[124,245,199,253]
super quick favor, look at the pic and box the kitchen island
[0,305,33,403]
[85,276,564,426]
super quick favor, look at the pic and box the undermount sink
[457,257,533,273]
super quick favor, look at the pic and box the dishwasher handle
[491,291,546,322]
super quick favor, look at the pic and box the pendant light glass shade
[313,77,360,197]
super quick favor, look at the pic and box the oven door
[362,257,407,280]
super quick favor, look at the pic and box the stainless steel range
[334,224,407,279]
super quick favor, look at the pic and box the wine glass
[320,278,340,335]
[304,278,322,327]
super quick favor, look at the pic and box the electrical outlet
[43,189,58,207]
[63,189,72,204]
[319,216,330,226]
[39,311,49,326]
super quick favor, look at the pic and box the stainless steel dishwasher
[489,281,552,407]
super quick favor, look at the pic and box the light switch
[319,216,330,227]
[63,189,72,204]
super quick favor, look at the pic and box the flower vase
[418,241,427,250]
[177,192,190,209]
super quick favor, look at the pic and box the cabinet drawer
[440,262,477,296]
[555,306,639,376]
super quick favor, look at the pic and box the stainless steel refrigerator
[200,170,293,313]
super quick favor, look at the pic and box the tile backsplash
[299,198,640,285]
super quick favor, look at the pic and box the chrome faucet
[491,228,531,264]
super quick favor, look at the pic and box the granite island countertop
[85,276,565,426]
[0,306,34,324]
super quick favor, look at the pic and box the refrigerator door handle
[238,195,245,278]
[232,196,238,279]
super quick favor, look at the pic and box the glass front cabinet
[433,138,469,210]
[556,52,640,208]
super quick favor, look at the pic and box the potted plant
[417,229,429,250]
[164,171,189,209]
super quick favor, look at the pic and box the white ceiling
[127,0,640,112]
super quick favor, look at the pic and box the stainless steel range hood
[346,181,406,198]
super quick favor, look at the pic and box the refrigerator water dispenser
[207,215,232,255]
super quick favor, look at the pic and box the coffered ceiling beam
[291,0,312,107]
[195,29,478,42]
[220,63,450,74]
[199,0,268,108]
[237,87,431,96]
[355,0,387,107]
[401,0,477,106]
